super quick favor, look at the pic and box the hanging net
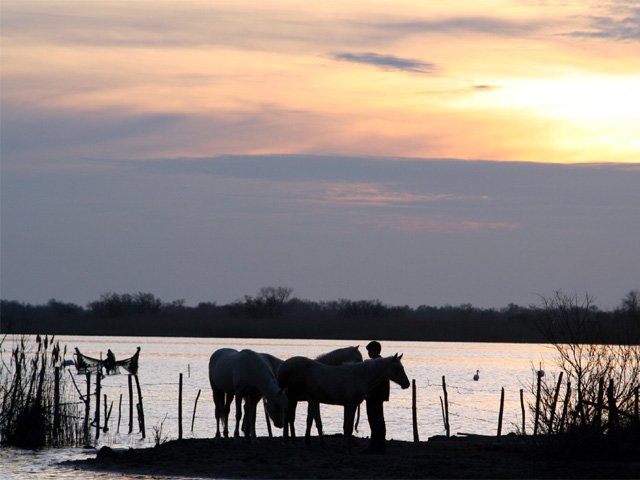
[74,346,140,375]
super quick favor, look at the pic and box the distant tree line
[1,288,638,343]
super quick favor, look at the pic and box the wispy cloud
[322,184,485,207]
[562,5,640,41]
[371,16,542,37]
[362,215,519,233]
[472,85,501,92]
[333,52,437,74]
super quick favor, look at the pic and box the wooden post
[128,374,134,434]
[596,377,605,429]
[412,379,419,442]
[442,376,450,437]
[191,389,201,432]
[559,382,571,433]
[117,393,123,434]
[104,395,113,432]
[497,387,505,441]
[95,370,101,439]
[84,373,91,440]
[607,378,619,431]
[520,389,526,435]
[264,401,273,438]
[134,375,146,438]
[533,370,541,437]
[178,373,183,440]
[548,372,564,433]
[53,366,60,443]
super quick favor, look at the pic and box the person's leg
[366,400,385,453]
[374,404,386,453]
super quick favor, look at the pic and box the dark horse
[277,353,410,452]
[280,345,363,446]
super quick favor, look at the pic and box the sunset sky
[2,0,639,310]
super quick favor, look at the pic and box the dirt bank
[64,434,640,479]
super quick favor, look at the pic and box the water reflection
[1,336,555,479]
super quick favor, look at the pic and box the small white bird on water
[473,370,480,381]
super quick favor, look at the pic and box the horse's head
[349,345,363,363]
[265,389,288,429]
[389,353,410,389]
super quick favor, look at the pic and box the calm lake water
[0,335,556,479]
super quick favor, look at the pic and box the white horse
[280,346,363,446]
[208,348,287,442]
[277,353,410,452]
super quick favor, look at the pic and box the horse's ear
[393,353,398,359]
[398,353,403,360]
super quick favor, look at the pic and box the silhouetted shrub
[529,291,640,459]
[0,335,84,448]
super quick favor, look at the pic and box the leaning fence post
[520,389,526,435]
[442,376,450,437]
[191,389,201,432]
[134,374,146,438]
[117,393,123,434]
[548,372,563,433]
[412,379,419,442]
[497,387,505,441]
[104,395,113,433]
[559,381,571,433]
[178,373,183,440]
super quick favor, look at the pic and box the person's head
[366,341,382,359]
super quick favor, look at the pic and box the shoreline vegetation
[2,288,638,343]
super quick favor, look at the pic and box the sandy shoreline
[63,433,640,479]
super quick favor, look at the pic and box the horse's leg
[212,388,225,440]
[245,394,260,443]
[304,402,314,445]
[305,401,324,447]
[233,395,243,440]
[315,402,326,448]
[223,393,234,438]
[241,397,251,440]
[283,398,298,444]
[342,404,357,454]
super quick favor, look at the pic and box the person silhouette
[363,340,389,454]
[104,349,116,374]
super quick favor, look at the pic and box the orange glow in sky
[2,0,639,166]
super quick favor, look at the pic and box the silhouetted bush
[1,335,84,448]
[529,290,640,460]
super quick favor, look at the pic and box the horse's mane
[315,346,362,365]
